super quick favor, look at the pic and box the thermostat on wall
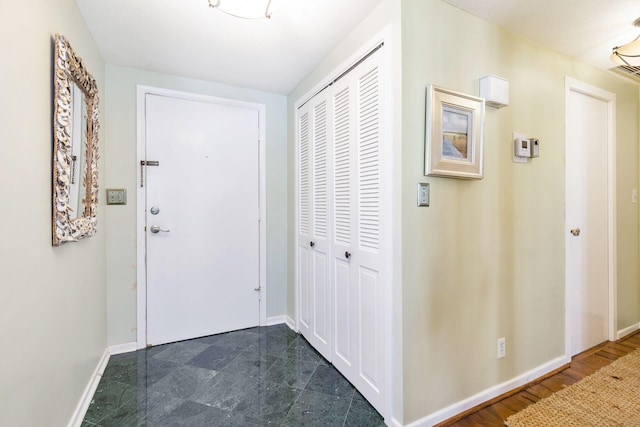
[513,133,540,163]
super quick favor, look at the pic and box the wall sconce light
[208,0,273,19]
[610,18,640,66]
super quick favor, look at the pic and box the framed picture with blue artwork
[425,85,485,179]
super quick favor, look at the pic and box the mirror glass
[68,82,88,219]
[52,34,100,246]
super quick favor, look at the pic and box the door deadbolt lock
[150,206,160,215]
[570,228,581,236]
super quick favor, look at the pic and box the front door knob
[150,225,170,234]
[570,228,580,236]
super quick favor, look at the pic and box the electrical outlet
[497,337,506,359]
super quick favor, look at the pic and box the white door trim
[293,26,394,421]
[564,77,617,360]
[136,85,267,349]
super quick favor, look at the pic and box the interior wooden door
[565,81,612,356]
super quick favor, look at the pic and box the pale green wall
[105,66,288,345]
[401,0,639,423]
[0,1,107,426]
[618,83,640,329]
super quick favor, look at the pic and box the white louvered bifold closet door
[297,46,386,414]
[297,90,333,360]
[331,51,385,411]
[297,104,312,341]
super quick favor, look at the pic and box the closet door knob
[310,241,315,247]
[345,251,351,259]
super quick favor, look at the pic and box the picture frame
[425,85,485,179]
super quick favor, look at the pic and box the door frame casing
[564,77,617,359]
[135,85,267,349]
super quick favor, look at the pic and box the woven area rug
[504,348,640,426]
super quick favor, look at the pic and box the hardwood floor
[437,331,640,426]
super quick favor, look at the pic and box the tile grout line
[278,332,321,426]
[342,389,357,427]
[84,324,384,426]
[279,382,305,427]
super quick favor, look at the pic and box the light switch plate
[106,188,127,205]
[417,183,430,207]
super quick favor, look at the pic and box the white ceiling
[442,0,640,72]
[76,0,640,95]
[75,0,384,95]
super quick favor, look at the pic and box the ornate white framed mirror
[52,34,100,246]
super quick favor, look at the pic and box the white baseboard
[618,322,640,339]
[285,315,296,331]
[266,315,297,332]
[266,315,288,326]
[399,356,567,426]
[68,349,110,427]
[108,341,138,355]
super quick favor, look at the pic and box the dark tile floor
[82,324,385,426]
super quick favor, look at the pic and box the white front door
[565,79,614,356]
[144,93,261,346]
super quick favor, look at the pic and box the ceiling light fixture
[208,0,273,20]
[610,18,640,66]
